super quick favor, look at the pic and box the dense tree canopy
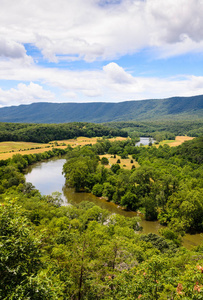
[0,122,127,143]
[0,132,202,299]
[63,137,203,233]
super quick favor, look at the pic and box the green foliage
[92,183,103,197]
[110,163,121,174]
[0,201,62,299]
[61,137,203,232]
[100,156,109,165]
[105,119,203,141]
[0,122,127,143]
[0,131,203,299]
[63,147,99,192]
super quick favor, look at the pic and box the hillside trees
[0,201,62,299]
[62,137,203,233]
[0,122,127,143]
[104,120,203,141]
[63,147,100,192]
[0,146,202,298]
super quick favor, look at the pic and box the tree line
[0,136,202,299]
[103,120,203,141]
[0,122,128,143]
[63,137,203,234]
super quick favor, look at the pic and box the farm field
[0,136,194,160]
[159,135,194,147]
[99,154,139,170]
[0,136,128,160]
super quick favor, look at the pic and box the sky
[0,0,203,107]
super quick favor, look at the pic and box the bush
[111,164,121,174]
[101,157,109,165]
[92,183,103,197]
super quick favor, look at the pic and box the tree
[101,157,109,165]
[92,183,103,197]
[111,163,121,174]
[0,201,40,297]
[120,191,139,210]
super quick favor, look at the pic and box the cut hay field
[0,136,128,160]
[99,154,139,170]
[0,136,194,161]
[159,136,194,147]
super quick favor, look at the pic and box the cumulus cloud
[0,59,203,106]
[0,0,202,105]
[0,38,27,59]
[1,0,203,61]
[0,82,55,107]
[103,63,135,84]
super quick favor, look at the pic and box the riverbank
[25,156,203,249]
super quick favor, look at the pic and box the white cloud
[1,0,203,61]
[103,62,135,84]
[82,88,102,97]
[0,82,55,107]
[63,91,77,99]
[0,38,27,59]
[0,0,202,106]
[0,61,203,106]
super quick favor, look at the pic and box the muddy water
[25,157,203,249]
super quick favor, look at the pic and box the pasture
[0,136,128,160]
[0,136,193,161]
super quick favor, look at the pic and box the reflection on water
[25,157,203,249]
[25,158,67,198]
[135,137,155,146]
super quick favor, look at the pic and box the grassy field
[99,154,139,170]
[0,136,128,160]
[0,135,194,161]
[159,136,194,147]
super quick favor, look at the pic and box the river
[25,156,203,250]
[135,137,155,146]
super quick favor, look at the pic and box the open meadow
[0,135,194,161]
[159,135,194,146]
[99,154,139,169]
[0,136,128,160]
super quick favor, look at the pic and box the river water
[135,137,155,146]
[25,148,203,249]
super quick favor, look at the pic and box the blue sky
[0,0,203,107]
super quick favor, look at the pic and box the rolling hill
[0,95,203,123]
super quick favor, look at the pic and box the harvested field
[159,136,194,147]
[99,154,139,170]
[0,136,128,160]
[0,135,193,161]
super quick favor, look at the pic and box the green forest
[63,137,203,234]
[0,122,127,143]
[0,120,203,144]
[103,120,203,141]
[0,122,203,299]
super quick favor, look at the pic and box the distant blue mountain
[0,95,202,123]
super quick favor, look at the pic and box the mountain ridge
[0,94,203,123]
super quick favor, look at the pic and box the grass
[0,136,128,160]
[99,154,139,170]
[0,135,193,161]
[159,136,194,147]
[0,141,48,152]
